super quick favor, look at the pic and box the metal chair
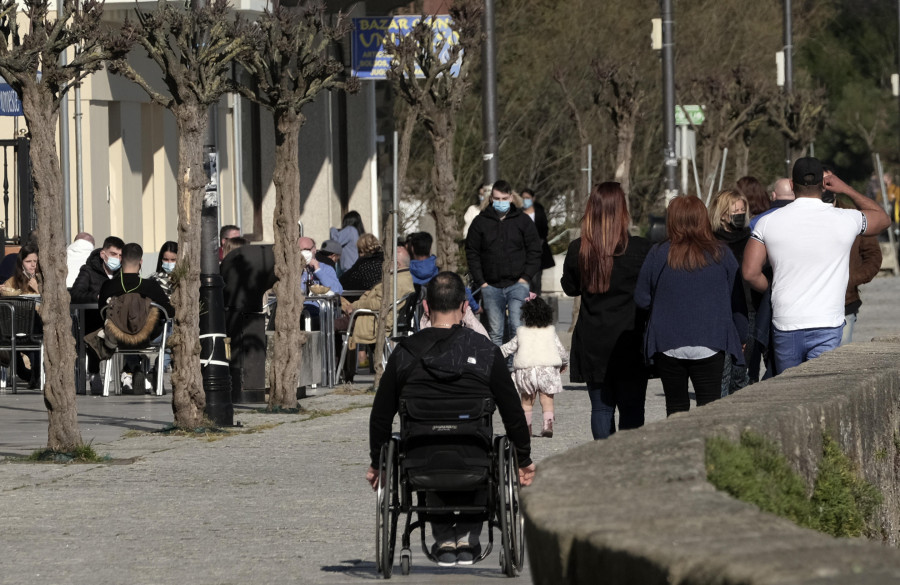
[0,297,43,394]
[101,302,170,397]
[336,291,416,383]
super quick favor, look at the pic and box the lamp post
[783,0,793,175]
[660,0,677,203]
[481,0,498,188]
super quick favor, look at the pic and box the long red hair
[666,195,723,271]
[579,182,630,293]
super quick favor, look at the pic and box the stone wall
[523,339,900,584]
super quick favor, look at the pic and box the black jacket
[339,250,384,292]
[530,202,556,270]
[369,326,531,469]
[70,249,115,303]
[465,205,542,289]
[561,235,652,384]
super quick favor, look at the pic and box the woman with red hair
[635,195,747,415]
[561,182,652,439]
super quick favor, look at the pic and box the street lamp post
[481,0,498,188]
[661,0,677,202]
[783,0,793,175]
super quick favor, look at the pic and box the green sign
[675,105,705,126]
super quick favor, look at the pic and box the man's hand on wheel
[518,463,536,487]
[366,466,379,490]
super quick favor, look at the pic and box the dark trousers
[654,352,725,416]
[586,365,648,440]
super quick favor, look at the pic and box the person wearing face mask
[1,243,40,296]
[298,237,343,296]
[708,189,752,396]
[520,188,556,295]
[150,241,178,299]
[71,235,125,393]
[465,179,542,351]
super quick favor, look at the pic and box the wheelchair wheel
[375,440,399,578]
[497,436,524,577]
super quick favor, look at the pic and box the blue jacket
[329,225,360,273]
[301,264,343,295]
[634,242,747,365]
[409,256,440,285]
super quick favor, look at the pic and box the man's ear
[460,300,468,315]
[422,299,430,317]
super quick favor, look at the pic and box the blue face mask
[106,257,121,272]
[162,262,176,273]
[492,200,510,214]
[522,198,533,209]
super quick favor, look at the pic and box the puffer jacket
[465,205,542,289]
[70,249,114,303]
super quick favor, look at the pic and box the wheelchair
[375,395,525,578]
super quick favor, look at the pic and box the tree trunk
[396,107,416,226]
[613,110,638,201]
[735,141,750,181]
[268,109,307,409]
[429,112,459,272]
[170,104,208,429]
[22,84,81,451]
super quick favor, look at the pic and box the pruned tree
[593,60,647,204]
[683,67,773,196]
[235,2,356,410]
[107,0,258,428]
[767,86,828,164]
[0,0,130,450]
[383,1,483,272]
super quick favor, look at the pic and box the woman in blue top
[635,195,747,416]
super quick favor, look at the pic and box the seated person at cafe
[340,246,415,378]
[299,237,343,296]
[0,243,40,296]
[0,243,41,387]
[298,237,343,331]
[339,233,384,295]
[87,243,174,393]
[71,235,125,393]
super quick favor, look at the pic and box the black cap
[792,157,824,187]
[320,239,342,256]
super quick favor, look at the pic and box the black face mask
[730,213,747,229]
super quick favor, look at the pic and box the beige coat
[348,269,415,347]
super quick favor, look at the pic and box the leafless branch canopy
[236,2,357,116]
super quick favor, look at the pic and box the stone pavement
[0,275,896,584]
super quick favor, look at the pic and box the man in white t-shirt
[742,157,890,374]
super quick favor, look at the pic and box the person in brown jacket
[836,194,883,344]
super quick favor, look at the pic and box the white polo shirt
[751,198,865,331]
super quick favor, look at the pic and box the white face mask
[162,262,176,273]
[300,250,313,264]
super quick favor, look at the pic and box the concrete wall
[523,338,900,584]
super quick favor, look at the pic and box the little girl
[501,297,569,438]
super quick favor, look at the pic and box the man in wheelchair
[367,271,535,568]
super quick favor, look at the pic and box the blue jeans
[481,282,530,346]
[586,368,648,440]
[772,325,843,375]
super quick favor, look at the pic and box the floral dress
[500,330,569,397]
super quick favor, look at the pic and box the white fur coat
[501,325,568,369]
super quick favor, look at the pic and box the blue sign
[352,16,461,81]
[0,78,22,116]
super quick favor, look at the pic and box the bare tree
[0,0,129,450]
[236,3,355,410]
[108,0,257,428]
[593,61,648,202]
[383,1,483,272]
[767,86,828,163]
[684,68,772,196]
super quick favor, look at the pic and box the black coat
[339,250,384,292]
[465,205,542,289]
[70,248,114,304]
[529,202,556,270]
[561,235,652,384]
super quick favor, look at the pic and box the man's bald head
[396,245,410,269]
[297,236,315,251]
[771,178,794,201]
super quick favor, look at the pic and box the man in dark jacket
[465,180,541,347]
[367,271,534,566]
[71,235,124,392]
[71,236,124,303]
